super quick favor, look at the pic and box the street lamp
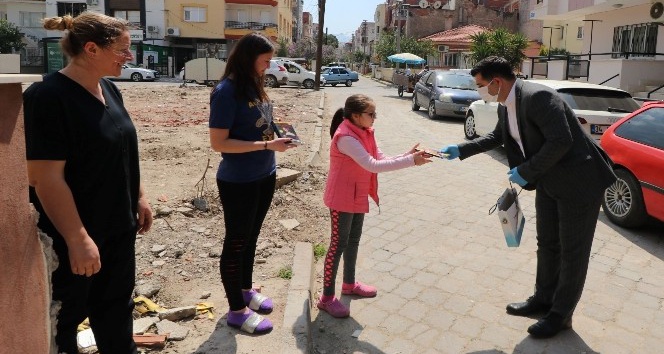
[542,26,562,59]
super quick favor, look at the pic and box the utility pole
[315,0,326,91]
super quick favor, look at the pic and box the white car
[108,64,157,82]
[276,60,325,89]
[264,60,289,88]
[463,80,641,141]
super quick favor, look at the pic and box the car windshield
[322,68,330,74]
[437,74,477,90]
[557,89,641,113]
[125,63,140,68]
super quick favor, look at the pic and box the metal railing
[527,51,664,81]
[224,21,277,30]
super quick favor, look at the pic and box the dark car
[412,70,480,119]
[600,101,664,228]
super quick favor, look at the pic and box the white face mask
[477,79,499,103]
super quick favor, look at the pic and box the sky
[302,0,385,43]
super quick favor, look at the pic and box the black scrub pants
[50,228,137,354]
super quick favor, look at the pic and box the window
[614,107,664,150]
[0,12,7,21]
[444,53,458,67]
[19,12,45,27]
[184,7,206,23]
[237,10,248,23]
[612,23,659,58]
[114,10,140,25]
[57,2,87,17]
[576,26,583,39]
[556,89,641,113]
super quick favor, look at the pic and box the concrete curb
[281,242,315,353]
[306,91,325,166]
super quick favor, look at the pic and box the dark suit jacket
[458,79,616,201]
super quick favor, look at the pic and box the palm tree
[469,28,528,70]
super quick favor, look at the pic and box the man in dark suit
[440,56,616,338]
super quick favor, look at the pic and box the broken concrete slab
[278,219,300,230]
[157,306,197,321]
[133,317,158,334]
[156,319,189,341]
[276,168,302,189]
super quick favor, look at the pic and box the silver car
[463,80,641,141]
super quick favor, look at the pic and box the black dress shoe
[527,313,572,339]
[506,296,552,317]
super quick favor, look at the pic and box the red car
[600,101,664,228]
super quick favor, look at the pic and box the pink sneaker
[341,282,377,297]
[317,297,350,318]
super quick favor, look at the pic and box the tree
[277,38,289,57]
[0,20,26,54]
[352,50,368,64]
[324,34,339,48]
[374,29,435,66]
[469,28,528,70]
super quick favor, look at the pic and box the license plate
[590,124,609,134]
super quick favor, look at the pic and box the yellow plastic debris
[77,318,90,332]
[134,296,165,315]
[196,302,215,319]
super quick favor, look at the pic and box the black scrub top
[24,72,140,239]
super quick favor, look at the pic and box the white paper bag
[491,186,526,247]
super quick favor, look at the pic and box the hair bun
[61,15,74,30]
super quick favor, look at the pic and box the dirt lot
[118,83,330,353]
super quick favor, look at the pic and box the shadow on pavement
[192,316,239,354]
[512,328,599,354]
[311,297,387,354]
[598,212,664,262]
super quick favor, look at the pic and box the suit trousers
[50,228,138,354]
[533,184,602,319]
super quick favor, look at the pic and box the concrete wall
[405,4,519,39]
[0,75,51,354]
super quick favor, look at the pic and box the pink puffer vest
[323,119,379,213]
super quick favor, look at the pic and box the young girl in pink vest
[318,94,431,318]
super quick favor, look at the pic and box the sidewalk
[307,78,664,354]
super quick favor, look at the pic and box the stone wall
[0,75,52,354]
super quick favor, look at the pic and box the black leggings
[217,173,276,311]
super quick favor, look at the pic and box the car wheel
[428,101,437,119]
[205,80,218,87]
[345,79,352,87]
[464,111,478,139]
[303,79,315,89]
[602,169,648,228]
[331,83,337,87]
[131,73,143,82]
[411,94,419,111]
[264,75,277,88]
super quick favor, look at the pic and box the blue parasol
[387,53,426,65]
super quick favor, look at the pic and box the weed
[278,266,293,279]
[313,243,326,261]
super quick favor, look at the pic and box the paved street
[312,77,664,354]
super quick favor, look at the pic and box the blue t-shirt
[209,78,276,183]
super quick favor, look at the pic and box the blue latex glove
[507,167,528,187]
[439,145,460,160]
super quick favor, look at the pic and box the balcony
[224,21,278,39]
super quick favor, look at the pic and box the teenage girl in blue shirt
[209,32,295,334]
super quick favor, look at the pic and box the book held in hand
[416,147,448,159]
[272,121,302,145]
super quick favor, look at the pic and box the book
[416,147,449,159]
[272,121,302,145]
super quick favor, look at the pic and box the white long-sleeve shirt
[337,136,415,173]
